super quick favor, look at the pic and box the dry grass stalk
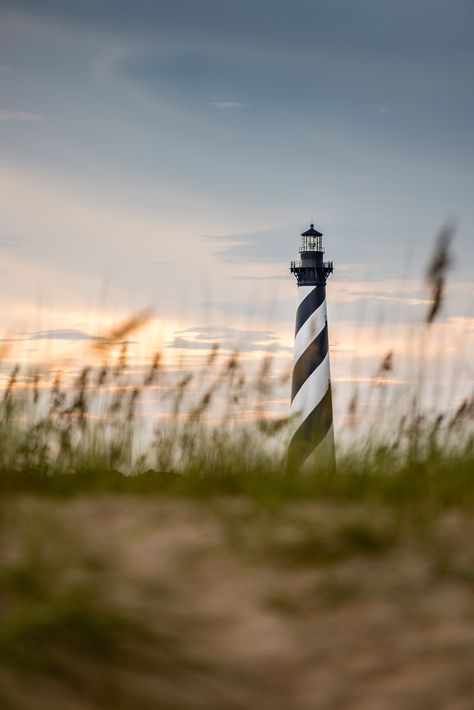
[425,223,455,325]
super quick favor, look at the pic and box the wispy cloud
[0,235,28,248]
[168,325,291,353]
[230,274,288,281]
[1,329,101,342]
[0,109,45,122]
[211,101,251,109]
[343,288,430,306]
[176,325,276,342]
[28,329,101,341]
[206,226,293,263]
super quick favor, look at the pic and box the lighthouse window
[300,234,323,252]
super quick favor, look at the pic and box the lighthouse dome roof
[301,223,323,237]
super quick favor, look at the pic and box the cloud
[27,329,101,341]
[176,325,276,342]
[342,288,430,305]
[230,274,288,281]
[0,109,45,122]
[168,325,292,353]
[168,336,219,350]
[206,226,295,263]
[0,329,101,342]
[0,235,28,248]
[211,101,250,109]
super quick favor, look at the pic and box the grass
[0,227,473,708]
[0,408,472,708]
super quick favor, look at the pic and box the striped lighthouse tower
[288,224,335,471]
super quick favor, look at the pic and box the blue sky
[0,0,473,417]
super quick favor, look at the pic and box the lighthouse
[288,224,335,471]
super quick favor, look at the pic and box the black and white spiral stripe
[288,284,335,470]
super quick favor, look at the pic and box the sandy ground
[1,496,474,709]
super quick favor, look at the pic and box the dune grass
[0,226,473,708]
[0,337,473,709]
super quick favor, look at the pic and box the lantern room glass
[300,234,323,252]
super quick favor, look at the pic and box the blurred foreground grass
[1,470,474,709]
[1,410,473,708]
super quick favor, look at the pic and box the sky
[0,0,473,422]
